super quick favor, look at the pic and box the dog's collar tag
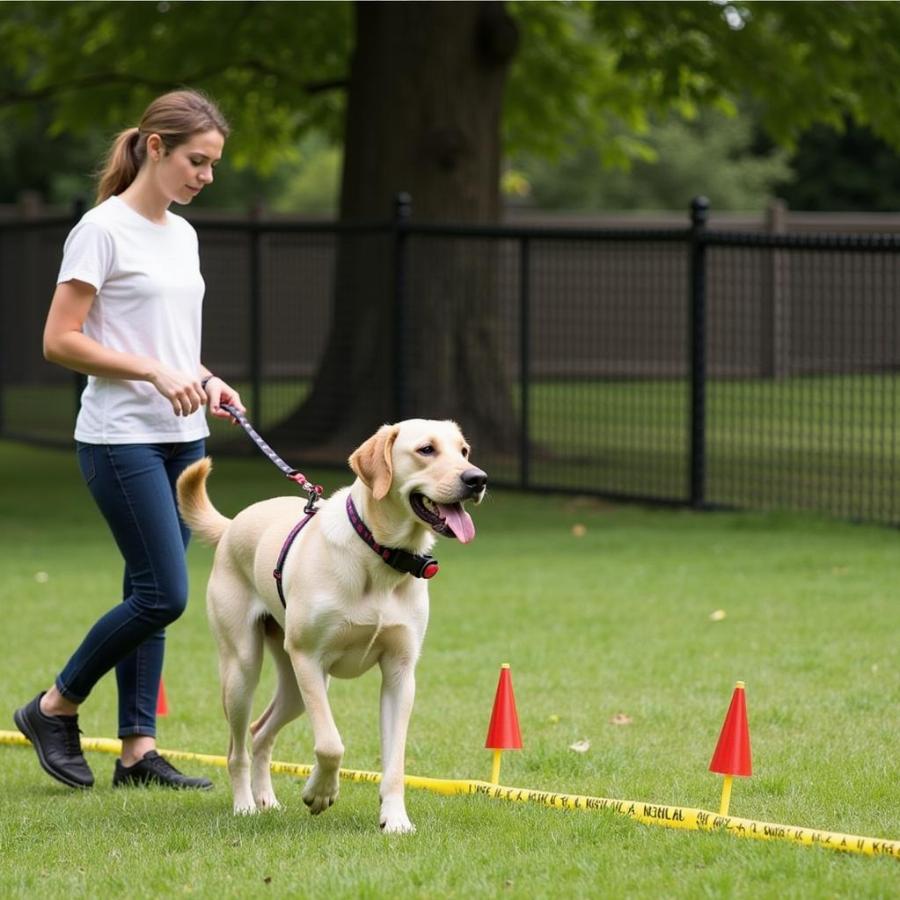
[346,495,439,579]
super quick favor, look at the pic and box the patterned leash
[220,403,323,512]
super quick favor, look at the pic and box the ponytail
[94,90,229,205]
[96,127,144,204]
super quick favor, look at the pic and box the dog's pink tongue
[439,503,476,544]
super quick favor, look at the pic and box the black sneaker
[112,750,213,790]
[13,692,94,789]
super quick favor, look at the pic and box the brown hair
[96,89,229,203]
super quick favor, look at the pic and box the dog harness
[272,508,319,607]
[272,496,439,608]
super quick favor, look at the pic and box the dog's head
[349,419,487,544]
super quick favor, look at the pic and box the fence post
[519,237,531,490]
[392,192,411,422]
[72,197,87,426]
[689,196,709,509]
[248,210,262,423]
[761,198,789,378]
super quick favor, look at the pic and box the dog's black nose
[462,467,488,492]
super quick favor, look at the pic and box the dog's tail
[176,457,231,546]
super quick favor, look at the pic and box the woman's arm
[44,279,206,417]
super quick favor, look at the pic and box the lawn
[0,439,898,898]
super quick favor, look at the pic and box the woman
[14,89,244,790]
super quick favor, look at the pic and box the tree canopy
[4,1,900,190]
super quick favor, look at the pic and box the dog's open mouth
[410,493,476,543]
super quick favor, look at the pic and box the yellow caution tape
[467,783,900,859]
[2,729,896,859]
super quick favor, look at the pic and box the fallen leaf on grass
[568,739,590,753]
[609,713,633,726]
[571,523,587,537]
[709,609,726,621]
[34,571,49,583]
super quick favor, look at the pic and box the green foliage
[270,133,341,215]
[507,0,900,174]
[504,1,655,167]
[0,1,352,171]
[777,120,900,212]
[0,107,105,204]
[589,1,900,150]
[510,107,792,211]
[189,133,340,214]
[4,1,900,211]
[5,1,900,172]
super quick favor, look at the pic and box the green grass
[0,439,898,898]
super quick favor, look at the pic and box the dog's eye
[417,445,436,456]
[461,447,470,459]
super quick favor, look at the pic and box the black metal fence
[2,198,899,524]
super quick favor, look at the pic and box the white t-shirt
[58,195,210,444]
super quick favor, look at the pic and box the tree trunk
[270,1,520,460]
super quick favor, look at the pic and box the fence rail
[2,198,898,525]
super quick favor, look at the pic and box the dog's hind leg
[248,617,305,810]
[211,582,265,815]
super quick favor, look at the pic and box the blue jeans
[57,440,205,738]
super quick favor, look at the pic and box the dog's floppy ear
[349,424,399,500]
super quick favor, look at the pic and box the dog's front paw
[380,797,415,834]
[253,789,281,811]
[302,766,340,815]
[233,799,258,816]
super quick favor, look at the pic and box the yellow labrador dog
[176,419,486,832]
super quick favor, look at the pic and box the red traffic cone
[709,680,751,815]
[709,681,752,777]
[485,664,522,784]
[156,678,169,717]
[485,664,523,750]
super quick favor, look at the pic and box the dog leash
[219,402,323,608]
[220,402,323,513]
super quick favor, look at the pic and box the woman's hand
[149,364,206,417]
[203,376,245,420]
